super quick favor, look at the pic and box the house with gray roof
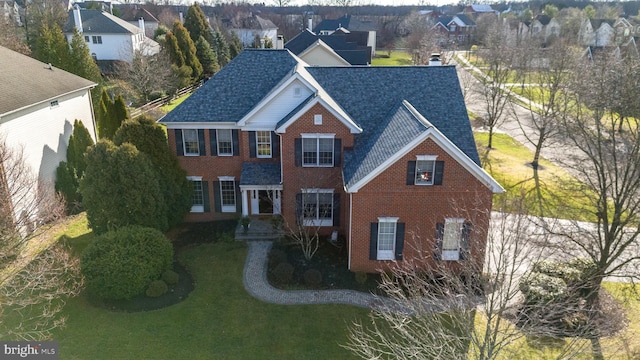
[225,14,278,48]
[285,29,371,65]
[63,5,159,65]
[0,45,97,229]
[160,49,502,273]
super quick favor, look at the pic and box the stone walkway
[242,241,411,313]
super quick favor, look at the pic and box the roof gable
[313,15,351,32]
[0,46,95,117]
[64,9,143,34]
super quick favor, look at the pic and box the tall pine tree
[173,21,202,80]
[68,28,102,84]
[229,31,243,60]
[211,28,230,68]
[55,119,95,213]
[34,23,69,68]
[195,36,218,77]
[96,90,129,140]
[184,4,211,44]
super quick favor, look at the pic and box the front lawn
[54,218,366,359]
[372,50,413,66]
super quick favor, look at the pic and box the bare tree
[554,53,640,359]
[116,48,176,104]
[344,198,594,359]
[0,136,82,340]
[475,18,515,149]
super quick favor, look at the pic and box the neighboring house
[312,15,377,56]
[159,49,503,273]
[1,0,22,26]
[432,14,476,45]
[0,46,97,226]
[579,18,616,48]
[530,14,560,43]
[503,17,529,47]
[285,29,371,65]
[63,6,160,65]
[116,5,160,39]
[463,4,499,19]
[226,14,278,48]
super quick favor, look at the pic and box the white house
[580,18,616,47]
[63,6,159,63]
[0,45,96,225]
[227,14,278,48]
[530,14,560,43]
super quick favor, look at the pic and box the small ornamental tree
[81,226,173,300]
[80,140,168,234]
[55,120,94,213]
[114,115,192,228]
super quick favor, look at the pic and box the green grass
[160,93,191,113]
[475,132,595,221]
[53,219,366,359]
[372,50,413,66]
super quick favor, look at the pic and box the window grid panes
[92,36,102,44]
[217,129,232,155]
[302,138,333,166]
[302,193,333,221]
[191,181,203,206]
[378,222,396,251]
[256,131,271,157]
[443,220,462,251]
[183,129,199,155]
[220,181,235,207]
[415,160,435,185]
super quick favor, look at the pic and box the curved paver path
[243,241,411,313]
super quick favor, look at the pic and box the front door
[258,190,273,214]
[250,190,281,215]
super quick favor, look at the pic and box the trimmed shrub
[268,249,288,267]
[304,269,323,287]
[355,271,368,284]
[273,262,294,284]
[81,226,173,300]
[162,269,179,285]
[519,272,567,304]
[146,280,169,297]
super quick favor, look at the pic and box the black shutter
[395,223,405,260]
[202,181,210,213]
[175,129,184,156]
[232,130,239,156]
[434,222,444,260]
[213,181,221,212]
[295,193,302,225]
[209,129,217,156]
[235,182,242,213]
[333,138,341,167]
[333,193,340,227]
[434,161,445,185]
[271,132,280,158]
[460,222,472,260]
[294,138,302,166]
[197,129,206,156]
[249,131,257,158]
[406,161,416,185]
[369,222,378,260]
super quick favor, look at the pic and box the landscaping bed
[267,239,382,294]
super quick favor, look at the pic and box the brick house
[160,49,503,273]
[432,14,476,46]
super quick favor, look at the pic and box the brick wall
[349,138,493,273]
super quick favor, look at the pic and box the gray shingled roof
[285,30,370,65]
[64,9,143,34]
[343,102,430,188]
[0,46,96,116]
[307,66,480,166]
[160,50,299,123]
[240,162,281,185]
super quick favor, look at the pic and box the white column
[241,189,249,216]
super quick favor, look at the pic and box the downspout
[87,88,98,141]
[348,192,353,270]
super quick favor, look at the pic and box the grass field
[372,50,413,66]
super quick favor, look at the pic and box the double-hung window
[92,35,102,44]
[301,190,333,226]
[377,217,398,260]
[442,218,464,261]
[216,129,233,156]
[415,155,437,185]
[302,135,334,167]
[256,131,271,158]
[182,129,200,156]
[188,176,204,212]
[219,178,236,213]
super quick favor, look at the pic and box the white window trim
[301,188,333,227]
[442,218,464,261]
[219,177,236,213]
[187,176,204,213]
[416,154,438,161]
[182,129,200,156]
[314,114,322,125]
[377,217,399,260]
[256,131,272,158]
[415,155,437,186]
[216,129,233,156]
[301,135,335,167]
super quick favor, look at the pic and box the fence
[129,81,203,119]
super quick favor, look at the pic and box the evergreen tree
[96,89,113,139]
[184,4,210,44]
[164,31,185,67]
[34,23,69,68]
[96,90,128,140]
[195,36,219,76]
[211,28,230,68]
[173,20,202,80]
[55,119,95,213]
[112,95,130,131]
[229,31,243,60]
[113,116,192,228]
[68,28,102,84]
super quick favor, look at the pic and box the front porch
[235,216,286,241]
